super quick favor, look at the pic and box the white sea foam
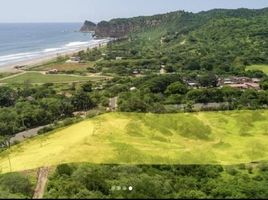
[0,39,109,67]
[65,41,90,47]
[43,48,61,53]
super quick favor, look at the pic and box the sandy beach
[0,39,110,73]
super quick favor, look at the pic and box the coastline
[0,39,110,73]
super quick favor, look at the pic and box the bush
[226,166,239,176]
[258,163,268,172]
[0,173,33,196]
[56,164,73,176]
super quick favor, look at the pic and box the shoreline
[0,39,110,73]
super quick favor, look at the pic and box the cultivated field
[246,64,268,75]
[1,110,268,173]
[0,72,106,84]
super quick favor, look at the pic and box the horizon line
[0,6,267,24]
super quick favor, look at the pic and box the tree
[71,91,95,111]
[81,82,93,93]
[56,164,73,176]
[118,95,147,112]
[260,80,268,90]
[198,73,218,88]
[165,82,188,95]
[0,173,33,196]
[0,86,17,107]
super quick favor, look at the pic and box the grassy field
[0,72,106,84]
[29,62,95,72]
[1,110,268,173]
[0,72,19,79]
[246,64,268,75]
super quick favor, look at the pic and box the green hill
[86,8,268,72]
[1,110,268,173]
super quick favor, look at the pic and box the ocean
[0,23,98,68]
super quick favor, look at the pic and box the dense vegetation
[113,74,268,113]
[80,8,268,113]
[94,8,268,70]
[0,172,34,198]
[0,82,97,142]
[44,163,268,199]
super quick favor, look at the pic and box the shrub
[0,173,33,196]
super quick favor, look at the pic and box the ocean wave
[43,48,61,53]
[0,52,39,62]
[0,39,108,67]
[64,41,91,47]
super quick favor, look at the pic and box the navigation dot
[116,186,121,191]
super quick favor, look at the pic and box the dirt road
[33,167,50,199]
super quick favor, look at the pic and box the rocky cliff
[80,20,97,32]
[80,11,184,38]
[80,8,268,38]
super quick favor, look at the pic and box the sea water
[0,23,99,68]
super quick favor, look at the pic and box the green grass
[1,110,268,173]
[0,72,105,84]
[246,64,268,75]
[29,61,95,72]
[0,72,18,79]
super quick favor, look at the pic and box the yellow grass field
[1,110,268,173]
[246,64,268,75]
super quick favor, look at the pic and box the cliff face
[80,8,268,38]
[80,11,183,38]
[80,20,97,32]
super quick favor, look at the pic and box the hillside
[80,11,184,37]
[82,8,268,69]
[1,110,268,173]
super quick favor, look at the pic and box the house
[160,65,166,74]
[252,78,261,83]
[160,37,165,45]
[219,76,261,90]
[228,83,260,90]
[228,84,249,89]
[66,56,81,63]
[71,56,81,62]
[26,96,35,101]
[116,57,123,60]
[223,78,234,85]
[130,87,137,91]
[233,77,252,84]
[185,80,199,88]
[245,82,260,90]
[14,65,26,70]
[133,69,140,75]
[46,69,58,74]
[160,68,166,75]
[93,84,104,90]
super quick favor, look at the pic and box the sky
[0,0,268,23]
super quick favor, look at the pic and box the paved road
[10,125,48,144]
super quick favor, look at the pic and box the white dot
[116,186,121,191]
[129,186,133,191]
